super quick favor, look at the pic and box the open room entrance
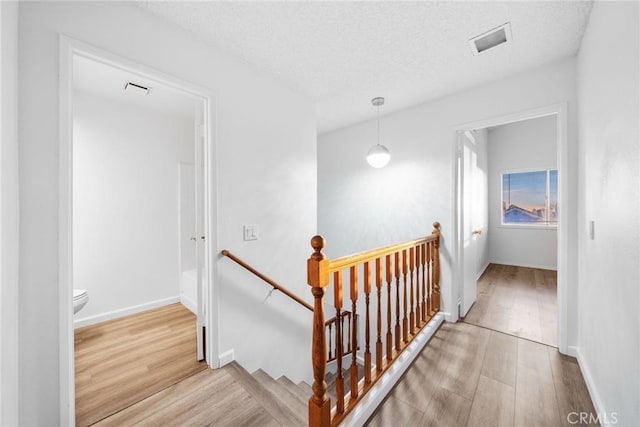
[59,38,218,426]
[454,105,566,350]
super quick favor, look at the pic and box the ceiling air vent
[123,81,151,96]
[469,23,512,55]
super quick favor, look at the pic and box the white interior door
[461,131,480,316]
[194,116,206,361]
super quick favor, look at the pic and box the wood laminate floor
[464,264,557,346]
[88,320,596,426]
[94,367,281,427]
[367,322,598,427]
[75,303,207,426]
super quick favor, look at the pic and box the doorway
[59,37,219,426]
[453,104,569,353]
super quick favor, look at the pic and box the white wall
[18,2,316,424]
[576,2,639,425]
[487,116,557,270]
[0,2,20,425]
[319,57,578,341]
[73,92,193,324]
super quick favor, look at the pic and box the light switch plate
[244,224,258,241]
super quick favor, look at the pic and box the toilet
[73,289,89,314]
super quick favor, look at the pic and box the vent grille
[469,23,512,55]
[123,82,151,95]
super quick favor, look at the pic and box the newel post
[308,236,331,427]
[432,222,441,311]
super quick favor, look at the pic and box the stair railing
[221,249,313,312]
[307,222,441,427]
[325,311,357,363]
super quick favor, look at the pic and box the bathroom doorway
[59,37,219,426]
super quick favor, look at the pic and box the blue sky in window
[502,171,546,211]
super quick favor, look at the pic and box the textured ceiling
[136,1,593,133]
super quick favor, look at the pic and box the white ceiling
[136,1,593,134]
[73,55,199,120]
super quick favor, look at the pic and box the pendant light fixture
[366,97,391,168]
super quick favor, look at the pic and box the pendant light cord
[377,103,381,146]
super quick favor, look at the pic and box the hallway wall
[0,2,20,425]
[576,2,640,425]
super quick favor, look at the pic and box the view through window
[502,169,557,225]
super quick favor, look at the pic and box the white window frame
[500,167,558,229]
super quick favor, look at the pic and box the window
[502,169,557,226]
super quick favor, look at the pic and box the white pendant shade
[366,144,391,168]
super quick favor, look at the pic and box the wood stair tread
[252,369,307,423]
[296,381,313,398]
[224,363,305,427]
[277,376,308,407]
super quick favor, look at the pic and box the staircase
[225,362,366,426]
[225,362,310,426]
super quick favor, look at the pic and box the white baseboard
[219,349,234,366]
[566,345,578,358]
[576,348,611,426]
[181,294,197,314]
[490,260,557,271]
[341,313,445,427]
[74,296,180,328]
[443,311,457,322]
[476,262,490,280]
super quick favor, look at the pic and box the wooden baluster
[385,255,393,361]
[308,236,330,427]
[346,312,351,353]
[363,262,372,386]
[409,247,415,335]
[349,266,359,400]
[432,222,441,313]
[375,258,383,373]
[333,271,345,414]
[328,323,333,361]
[402,249,408,344]
[394,252,401,352]
[415,245,422,327]
[426,241,431,318]
[420,243,429,323]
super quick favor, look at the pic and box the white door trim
[452,102,569,355]
[58,35,220,427]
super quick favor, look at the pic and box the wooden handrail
[308,222,442,427]
[328,234,438,272]
[221,249,313,312]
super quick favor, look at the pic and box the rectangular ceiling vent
[469,23,512,55]
[123,81,151,96]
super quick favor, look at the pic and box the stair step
[252,370,306,423]
[277,376,308,406]
[296,381,313,399]
[224,363,304,427]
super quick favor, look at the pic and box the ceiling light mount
[372,97,384,107]
[366,97,391,168]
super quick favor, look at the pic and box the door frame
[452,102,569,354]
[58,35,220,426]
